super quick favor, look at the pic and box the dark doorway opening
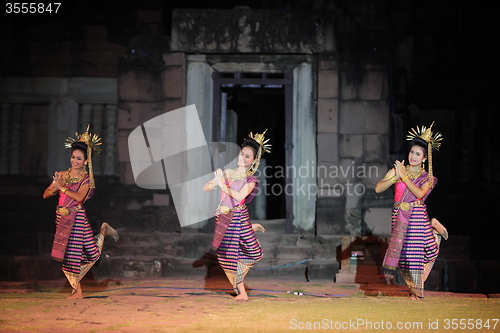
[223,85,285,219]
[213,71,292,224]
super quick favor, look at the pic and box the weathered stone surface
[116,129,132,161]
[163,53,184,66]
[337,158,362,183]
[339,101,389,134]
[339,53,389,71]
[129,34,171,59]
[172,9,335,54]
[316,235,343,245]
[318,70,339,99]
[360,162,386,190]
[0,77,117,104]
[319,54,339,70]
[0,256,62,282]
[121,161,136,185]
[316,197,346,235]
[317,133,338,163]
[317,98,339,133]
[339,134,363,158]
[162,65,184,99]
[363,208,391,236]
[307,260,339,281]
[277,246,314,260]
[153,193,170,206]
[317,162,342,189]
[161,99,184,114]
[340,71,388,100]
[363,134,387,163]
[362,189,393,208]
[206,54,315,71]
[313,244,339,259]
[118,66,163,103]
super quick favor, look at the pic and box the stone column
[185,55,213,230]
[186,55,213,141]
[292,62,316,233]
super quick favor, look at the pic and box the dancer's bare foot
[234,294,249,301]
[252,223,265,233]
[67,283,83,299]
[409,293,422,300]
[100,222,119,241]
[235,283,249,301]
[431,218,448,240]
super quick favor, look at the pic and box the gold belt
[394,200,422,211]
[217,204,246,215]
[57,205,81,216]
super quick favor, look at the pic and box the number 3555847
[6,3,61,14]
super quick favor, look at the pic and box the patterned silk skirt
[392,206,440,297]
[60,209,103,291]
[216,207,263,292]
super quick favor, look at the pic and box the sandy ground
[0,274,358,333]
[1,270,495,333]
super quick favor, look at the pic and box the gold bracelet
[390,176,397,184]
[60,187,67,194]
[401,174,409,183]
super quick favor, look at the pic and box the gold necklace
[405,166,423,179]
[227,169,253,181]
[65,167,87,185]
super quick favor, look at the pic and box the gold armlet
[382,170,393,181]
[60,187,67,194]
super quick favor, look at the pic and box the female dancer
[375,123,447,299]
[43,126,118,299]
[203,130,270,300]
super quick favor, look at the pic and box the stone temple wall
[316,52,392,237]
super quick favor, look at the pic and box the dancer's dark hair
[241,138,260,158]
[71,141,89,160]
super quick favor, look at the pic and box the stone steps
[1,221,343,282]
[94,226,340,280]
[3,254,498,294]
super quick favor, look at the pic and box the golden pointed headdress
[65,125,102,189]
[246,129,271,176]
[406,121,443,150]
[406,121,443,187]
